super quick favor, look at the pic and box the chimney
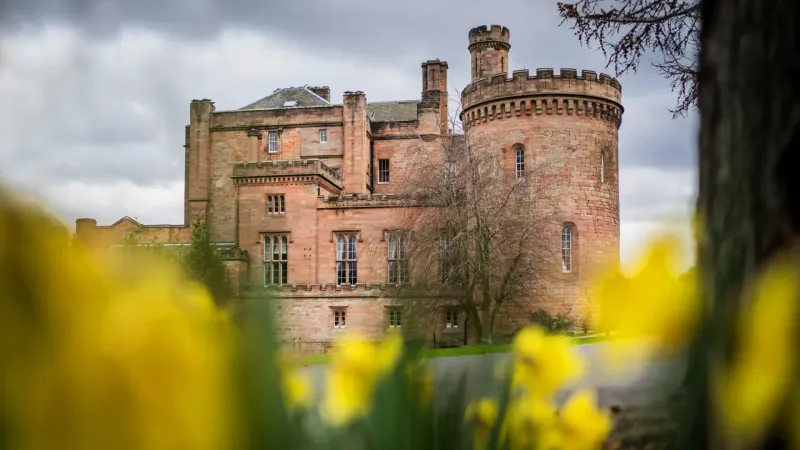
[308,86,331,102]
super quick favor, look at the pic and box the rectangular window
[515,148,525,180]
[266,194,285,214]
[446,311,459,329]
[561,226,573,273]
[319,128,328,143]
[388,309,402,328]
[263,235,289,286]
[334,309,346,328]
[378,159,390,184]
[336,234,358,285]
[268,131,278,153]
[388,231,410,284]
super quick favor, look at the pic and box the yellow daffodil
[321,333,403,426]
[558,389,612,450]
[0,190,237,450]
[465,397,501,449]
[504,394,561,450]
[592,235,699,355]
[715,254,798,446]
[281,367,313,409]
[511,326,584,396]
[407,360,434,408]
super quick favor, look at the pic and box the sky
[0,0,698,269]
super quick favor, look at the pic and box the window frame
[388,309,402,328]
[268,131,278,153]
[600,152,605,183]
[266,194,285,215]
[445,310,459,329]
[378,158,390,184]
[387,231,410,284]
[333,309,347,329]
[515,147,525,181]
[336,234,358,286]
[319,128,328,144]
[561,225,573,273]
[263,234,289,286]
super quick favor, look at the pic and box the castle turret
[461,25,624,327]
[469,25,510,82]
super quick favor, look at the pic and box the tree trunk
[699,0,800,447]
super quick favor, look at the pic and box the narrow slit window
[515,147,525,180]
[561,226,573,273]
[600,152,605,183]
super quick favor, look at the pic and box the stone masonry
[74,25,623,353]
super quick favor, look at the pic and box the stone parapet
[461,68,622,111]
[231,159,343,191]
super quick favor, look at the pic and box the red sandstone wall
[462,87,621,328]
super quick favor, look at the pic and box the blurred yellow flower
[504,394,561,450]
[511,326,584,396]
[558,389,612,450]
[407,360,434,408]
[281,367,313,409]
[465,397,501,448]
[593,235,699,355]
[715,254,798,446]
[0,190,238,450]
[321,333,403,426]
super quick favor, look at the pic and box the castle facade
[75,25,623,351]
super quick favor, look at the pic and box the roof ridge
[367,99,419,105]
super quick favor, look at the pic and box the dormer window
[282,100,298,107]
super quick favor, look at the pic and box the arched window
[515,147,525,180]
[561,225,573,273]
[600,152,605,183]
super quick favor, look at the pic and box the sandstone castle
[75,25,623,350]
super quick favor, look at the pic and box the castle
[75,25,623,351]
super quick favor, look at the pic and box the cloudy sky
[0,0,698,269]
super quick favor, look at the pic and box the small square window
[378,159,390,184]
[319,129,328,144]
[445,311,459,329]
[388,309,401,328]
[334,309,346,328]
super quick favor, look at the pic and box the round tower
[469,25,510,82]
[461,25,624,326]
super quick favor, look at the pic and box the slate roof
[366,100,419,122]
[239,87,331,110]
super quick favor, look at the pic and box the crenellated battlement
[468,25,511,49]
[462,68,621,110]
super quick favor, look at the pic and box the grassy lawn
[294,333,614,366]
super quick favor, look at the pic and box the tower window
[515,147,525,180]
[378,159,390,184]
[561,225,573,273]
[600,152,605,183]
[268,131,278,153]
[319,129,328,144]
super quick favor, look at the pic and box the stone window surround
[332,307,347,329]
[263,233,289,286]
[378,158,390,184]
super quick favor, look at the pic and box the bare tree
[557,0,701,118]
[398,119,557,345]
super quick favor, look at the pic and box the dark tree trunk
[698,0,800,448]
